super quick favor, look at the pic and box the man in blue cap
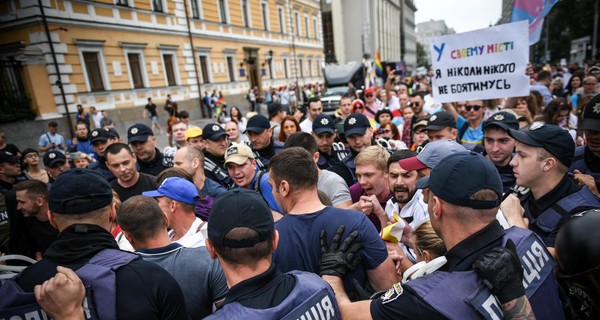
[143,177,205,248]
[312,114,347,170]
[0,169,188,319]
[503,124,600,256]
[323,151,563,319]
[328,113,375,187]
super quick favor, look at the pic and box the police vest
[569,146,600,186]
[87,161,115,182]
[525,186,600,235]
[205,270,342,320]
[204,157,234,189]
[405,227,563,320]
[251,141,284,171]
[0,249,139,320]
[339,154,357,185]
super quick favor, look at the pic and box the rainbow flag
[374,50,383,77]
[511,0,558,45]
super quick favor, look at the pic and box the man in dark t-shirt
[105,143,157,202]
[145,97,163,134]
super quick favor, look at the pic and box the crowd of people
[0,61,599,320]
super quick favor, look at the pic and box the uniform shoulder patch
[380,282,403,304]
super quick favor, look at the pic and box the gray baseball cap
[398,139,466,170]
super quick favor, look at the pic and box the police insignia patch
[130,128,139,135]
[493,114,504,121]
[594,103,600,114]
[429,115,437,122]
[530,123,544,130]
[212,125,220,131]
[348,118,357,125]
[321,118,329,125]
[380,282,403,304]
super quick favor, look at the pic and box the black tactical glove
[472,240,525,304]
[319,225,363,277]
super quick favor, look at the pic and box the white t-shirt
[300,118,313,133]
[169,217,206,248]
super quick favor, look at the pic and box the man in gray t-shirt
[117,195,228,319]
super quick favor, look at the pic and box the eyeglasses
[410,102,420,107]
[283,125,296,130]
[465,105,482,111]
[25,153,39,158]
[365,94,374,98]
[355,106,364,110]
[380,129,392,134]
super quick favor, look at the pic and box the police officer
[201,123,234,190]
[424,111,457,142]
[505,124,600,253]
[203,189,342,319]
[88,128,119,181]
[245,114,284,170]
[328,113,375,187]
[570,94,600,197]
[312,114,347,170]
[482,111,519,192]
[0,169,189,319]
[555,209,600,319]
[321,151,564,319]
[127,123,167,176]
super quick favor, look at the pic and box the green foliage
[534,0,596,63]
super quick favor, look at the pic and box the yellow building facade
[0,0,324,119]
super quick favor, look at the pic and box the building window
[313,16,318,39]
[190,0,200,19]
[304,14,309,38]
[294,12,300,36]
[241,0,249,27]
[127,53,145,88]
[316,58,321,76]
[268,58,274,80]
[152,0,163,12]
[162,54,177,86]
[82,52,105,91]
[226,56,236,82]
[283,57,288,78]
[277,7,284,33]
[298,58,303,77]
[198,54,210,83]
[308,59,312,77]
[261,2,269,31]
[116,0,128,6]
[218,0,228,24]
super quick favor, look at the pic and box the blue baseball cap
[143,177,199,205]
[416,151,502,209]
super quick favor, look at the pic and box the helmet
[555,209,600,278]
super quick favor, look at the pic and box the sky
[414,0,503,34]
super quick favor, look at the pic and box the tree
[416,42,429,67]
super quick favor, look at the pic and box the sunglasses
[380,129,392,134]
[355,106,365,110]
[465,105,482,111]
[366,94,374,98]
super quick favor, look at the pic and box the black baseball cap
[128,123,154,143]
[245,115,271,134]
[375,108,393,124]
[208,189,274,248]
[43,151,66,168]
[508,124,575,167]
[49,169,113,214]
[582,94,600,131]
[312,114,336,135]
[90,128,114,143]
[417,151,502,209]
[425,111,456,131]
[0,150,20,165]
[483,111,519,132]
[202,123,227,141]
[344,113,371,137]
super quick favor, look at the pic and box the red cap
[364,87,375,94]
[398,157,427,171]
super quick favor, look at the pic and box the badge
[212,125,220,131]
[594,103,600,114]
[380,282,403,304]
[130,127,139,135]
[429,115,437,121]
[493,114,504,121]
[320,118,329,125]
[348,117,357,125]
[92,131,98,137]
[49,152,56,159]
[227,147,238,156]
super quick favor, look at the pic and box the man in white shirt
[299,97,323,133]
[143,177,205,247]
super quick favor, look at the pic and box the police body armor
[250,141,284,171]
[0,249,139,320]
[205,271,341,320]
[204,157,235,189]
[524,186,600,237]
[569,146,600,187]
[406,227,563,320]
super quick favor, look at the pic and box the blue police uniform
[569,146,600,190]
[252,140,284,170]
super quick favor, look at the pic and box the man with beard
[245,115,284,170]
[128,123,166,176]
[14,180,59,260]
[483,111,519,192]
[202,123,234,191]
[67,121,96,159]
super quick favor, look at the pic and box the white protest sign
[430,20,529,103]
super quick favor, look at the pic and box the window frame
[197,51,213,84]
[76,42,111,92]
[217,0,229,24]
[160,50,181,87]
[260,1,269,31]
[123,48,149,89]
